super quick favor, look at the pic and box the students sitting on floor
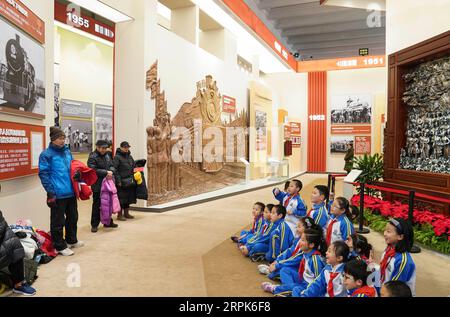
[258,217,315,280]
[240,205,287,262]
[239,204,273,248]
[326,197,356,246]
[231,202,265,244]
[262,224,326,297]
[343,259,377,297]
[380,280,413,297]
[273,180,307,238]
[306,185,331,229]
[346,233,373,262]
[296,240,350,297]
[379,218,416,296]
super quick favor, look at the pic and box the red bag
[35,229,58,258]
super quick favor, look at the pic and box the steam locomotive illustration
[0,34,41,111]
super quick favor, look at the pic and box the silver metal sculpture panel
[399,56,450,173]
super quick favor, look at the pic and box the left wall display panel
[0,16,45,119]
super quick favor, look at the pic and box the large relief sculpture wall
[145,61,249,205]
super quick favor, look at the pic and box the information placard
[0,121,45,180]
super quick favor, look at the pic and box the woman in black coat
[0,211,36,295]
[113,141,137,221]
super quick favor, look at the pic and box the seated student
[240,204,273,248]
[346,233,373,262]
[258,217,315,279]
[240,205,286,262]
[262,225,326,297]
[231,202,265,244]
[265,207,295,263]
[343,259,377,297]
[379,218,416,296]
[273,179,307,238]
[380,280,413,297]
[306,185,331,229]
[326,197,356,246]
[296,240,350,297]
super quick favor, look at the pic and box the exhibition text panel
[0,121,45,180]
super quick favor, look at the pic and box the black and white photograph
[330,94,372,124]
[95,104,113,144]
[61,118,93,154]
[330,136,353,154]
[61,99,93,118]
[255,109,267,151]
[0,17,45,118]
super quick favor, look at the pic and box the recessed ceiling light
[69,0,133,23]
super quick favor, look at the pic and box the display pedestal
[383,30,450,215]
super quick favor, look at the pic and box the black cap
[96,140,109,148]
[120,141,131,148]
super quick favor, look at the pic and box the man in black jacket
[0,211,36,296]
[87,140,119,232]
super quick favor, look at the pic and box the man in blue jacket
[38,127,83,256]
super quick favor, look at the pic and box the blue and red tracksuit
[297,263,347,297]
[267,238,302,280]
[273,189,307,237]
[306,201,331,229]
[266,220,295,262]
[325,213,355,245]
[238,214,264,244]
[274,249,325,296]
[379,246,416,296]
[245,219,282,257]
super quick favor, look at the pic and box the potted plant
[353,153,384,196]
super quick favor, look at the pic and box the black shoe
[91,227,98,233]
[250,254,266,262]
[230,236,239,243]
[104,221,118,228]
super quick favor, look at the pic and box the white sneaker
[68,241,85,249]
[58,248,74,256]
[258,264,270,275]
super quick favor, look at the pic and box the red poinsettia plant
[351,195,450,240]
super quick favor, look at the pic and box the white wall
[386,0,450,54]
[155,25,250,120]
[0,0,54,229]
[262,72,308,172]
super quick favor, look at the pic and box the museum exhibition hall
[0,0,449,300]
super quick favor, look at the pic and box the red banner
[354,136,371,155]
[297,55,385,73]
[307,72,327,172]
[54,1,115,43]
[331,125,371,134]
[0,0,45,44]
[0,121,46,181]
[222,95,236,114]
